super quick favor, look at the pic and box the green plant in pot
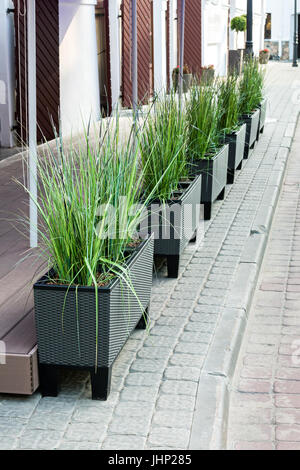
[186,80,229,220]
[218,74,247,184]
[239,57,265,158]
[231,15,247,49]
[229,16,247,74]
[139,93,202,278]
[21,121,155,401]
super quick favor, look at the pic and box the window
[265,13,271,40]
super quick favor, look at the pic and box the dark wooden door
[121,0,153,108]
[298,15,300,59]
[14,0,60,143]
[178,0,202,78]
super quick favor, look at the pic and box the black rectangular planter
[141,175,202,279]
[242,108,260,159]
[34,236,154,401]
[225,123,247,185]
[190,145,229,221]
[257,98,268,139]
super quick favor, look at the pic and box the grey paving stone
[26,413,70,432]
[156,394,196,411]
[72,406,113,424]
[147,427,190,448]
[17,430,64,450]
[101,435,146,450]
[180,331,213,343]
[114,402,154,419]
[164,366,201,382]
[64,422,107,443]
[130,358,167,373]
[108,416,152,437]
[0,418,27,437]
[160,380,198,397]
[169,353,205,368]
[119,386,159,403]
[137,346,171,360]
[152,410,194,429]
[175,342,208,355]
[125,372,162,387]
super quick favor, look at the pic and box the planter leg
[39,364,59,397]
[136,307,149,330]
[227,170,235,185]
[204,202,212,221]
[189,230,197,244]
[90,366,112,401]
[167,255,180,278]
[237,161,243,171]
[244,146,249,159]
[217,188,225,201]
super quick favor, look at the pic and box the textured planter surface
[190,145,229,204]
[259,98,268,132]
[242,109,260,157]
[226,123,247,171]
[144,176,202,257]
[173,74,193,93]
[34,237,154,369]
[200,69,215,85]
[228,49,244,75]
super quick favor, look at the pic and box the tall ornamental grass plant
[239,57,265,116]
[186,80,222,160]
[140,93,187,201]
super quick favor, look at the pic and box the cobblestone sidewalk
[226,99,300,451]
[0,63,299,450]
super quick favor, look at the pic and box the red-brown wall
[14,0,60,143]
[121,0,153,108]
[178,0,202,77]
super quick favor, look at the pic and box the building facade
[265,0,298,61]
[0,0,267,150]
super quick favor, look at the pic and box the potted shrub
[259,48,270,64]
[218,74,246,184]
[22,126,155,401]
[239,57,264,159]
[139,94,202,278]
[186,81,229,221]
[200,65,215,85]
[229,15,247,74]
[172,65,193,93]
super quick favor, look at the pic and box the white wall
[265,0,298,60]
[202,0,230,77]
[59,0,101,137]
[230,0,266,55]
[0,0,15,148]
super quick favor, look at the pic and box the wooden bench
[0,159,40,395]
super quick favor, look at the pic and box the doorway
[95,3,110,115]
[298,14,300,58]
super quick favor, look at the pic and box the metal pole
[131,0,138,121]
[245,0,253,56]
[27,0,38,248]
[179,0,185,111]
[293,0,298,67]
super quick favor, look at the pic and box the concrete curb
[189,132,293,450]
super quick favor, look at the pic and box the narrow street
[227,103,300,451]
[0,62,299,450]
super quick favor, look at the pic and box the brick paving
[227,114,300,451]
[0,63,299,450]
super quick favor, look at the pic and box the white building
[265,0,298,60]
[0,0,267,151]
[202,0,266,77]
